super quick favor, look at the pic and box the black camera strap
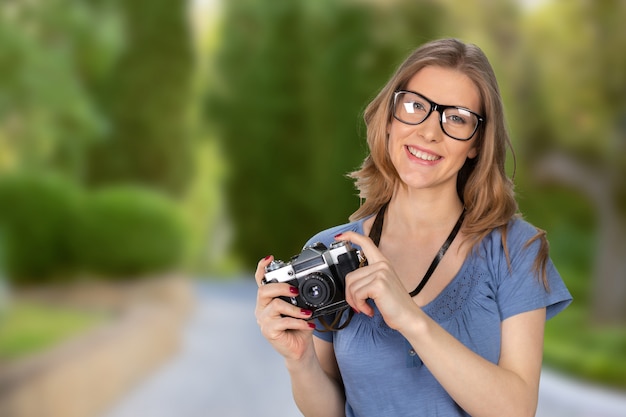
[368,202,466,297]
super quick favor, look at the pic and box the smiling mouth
[407,146,441,161]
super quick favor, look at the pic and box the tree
[522,0,626,324]
[0,0,118,177]
[208,0,445,267]
[0,0,195,197]
[85,0,196,197]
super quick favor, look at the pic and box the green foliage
[0,302,107,361]
[517,0,626,227]
[520,185,626,389]
[0,173,188,283]
[72,185,188,278]
[179,139,237,275]
[0,173,82,284]
[208,0,446,266]
[85,0,196,197]
[524,0,626,160]
[518,184,595,303]
[0,0,121,176]
[0,0,196,197]
[544,306,626,390]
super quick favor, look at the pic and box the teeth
[407,146,440,161]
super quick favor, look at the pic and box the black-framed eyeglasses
[392,90,485,141]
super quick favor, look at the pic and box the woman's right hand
[254,255,317,361]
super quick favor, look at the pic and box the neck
[386,185,464,234]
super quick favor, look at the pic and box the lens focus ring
[299,273,334,308]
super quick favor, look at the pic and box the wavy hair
[348,38,549,286]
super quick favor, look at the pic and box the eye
[444,108,473,125]
[447,114,467,125]
[403,100,427,114]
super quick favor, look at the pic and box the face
[387,65,480,195]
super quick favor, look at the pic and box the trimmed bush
[0,173,81,284]
[72,185,187,278]
[0,173,189,284]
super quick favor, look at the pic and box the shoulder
[507,216,543,243]
[482,215,542,254]
[303,218,368,249]
[479,217,573,320]
[475,216,547,280]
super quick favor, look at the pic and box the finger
[275,316,317,332]
[256,282,298,311]
[260,295,314,319]
[260,315,316,340]
[255,255,274,286]
[255,284,314,324]
[335,231,385,264]
[256,297,316,338]
[343,268,376,317]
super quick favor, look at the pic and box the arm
[336,231,546,417]
[254,256,345,417]
[401,306,545,417]
[287,337,345,417]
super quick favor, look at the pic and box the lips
[406,146,441,161]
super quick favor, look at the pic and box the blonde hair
[349,38,549,286]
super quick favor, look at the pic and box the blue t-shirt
[306,216,572,417]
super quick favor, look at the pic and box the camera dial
[265,260,286,272]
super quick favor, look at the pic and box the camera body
[263,241,360,319]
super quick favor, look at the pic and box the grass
[0,302,108,363]
[544,305,626,389]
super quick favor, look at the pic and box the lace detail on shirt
[425,261,481,322]
[352,257,481,334]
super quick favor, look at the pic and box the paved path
[102,279,626,417]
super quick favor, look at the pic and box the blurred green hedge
[0,173,187,285]
[72,186,187,278]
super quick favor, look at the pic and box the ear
[467,146,478,159]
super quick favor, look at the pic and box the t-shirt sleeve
[493,219,572,321]
[313,318,335,342]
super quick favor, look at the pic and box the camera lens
[299,273,335,308]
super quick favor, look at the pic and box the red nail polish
[308,323,316,329]
[289,286,299,295]
[263,255,272,261]
[301,309,313,316]
[334,233,343,239]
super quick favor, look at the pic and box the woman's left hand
[335,231,421,332]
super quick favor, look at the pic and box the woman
[255,38,572,417]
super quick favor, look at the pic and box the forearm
[401,309,544,417]
[285,344,345,417]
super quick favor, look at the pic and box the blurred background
[0,0,624,416]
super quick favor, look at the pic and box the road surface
[102,279,626,417]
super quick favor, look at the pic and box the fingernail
[263,255,272,261]
[301,309,313,316]
[289,286,299,295]
[308,323,316,329]
[334,233,343,239]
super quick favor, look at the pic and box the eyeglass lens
[394,91,479,140]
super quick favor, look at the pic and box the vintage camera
[263,241,361,319]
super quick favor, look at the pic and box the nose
[418,110,443,142]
